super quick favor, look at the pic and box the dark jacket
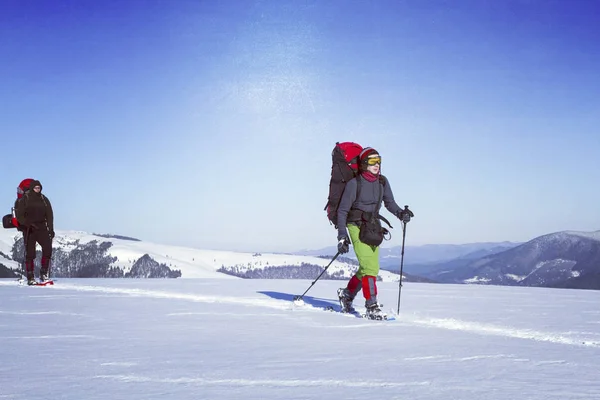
[15,180,54,232]
[336,174,402,239]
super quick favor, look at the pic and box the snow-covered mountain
[431,230,600,289]
[6,228,600,289]
[407,243,534,279]
[0,229,402,282]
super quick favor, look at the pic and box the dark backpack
[2,178,34,229]
[324,142,363,228]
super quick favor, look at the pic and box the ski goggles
[365,157,381,166]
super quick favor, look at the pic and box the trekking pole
[48,224,53,281]
[397,206,411,315]
[293,251,342,304]
[48,237,53,282]
[19,227,29,284]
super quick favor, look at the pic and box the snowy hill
[431,230,600,289]
[0,278,599,399]
[0,229,401,282]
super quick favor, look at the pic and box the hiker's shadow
[258,291,339,310]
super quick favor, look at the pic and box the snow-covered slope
[0,229,19,270]
[0,229,400,281]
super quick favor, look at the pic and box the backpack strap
[374,177,383,216]
[373,178,394,229]
[376,175,393,228]
[40,194,49,222]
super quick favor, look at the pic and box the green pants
[347,224,380,278]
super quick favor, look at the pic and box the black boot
[26,261,36,285]
[337,288,356,313]
[40,257,50,282]
[365,297,385,320]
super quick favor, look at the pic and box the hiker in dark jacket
[15,180,55,285]
[336,147,413,319]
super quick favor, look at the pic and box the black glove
[49,230,55,239]
[398,206,414,223]
[337,236,350,254]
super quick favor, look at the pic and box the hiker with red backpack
[326,144,413,319]
[14,179,55,285]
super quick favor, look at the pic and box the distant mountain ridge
[427,230,600,290]
[294,241,522,271]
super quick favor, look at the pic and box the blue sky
[1,0,599,253]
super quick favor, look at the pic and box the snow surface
[1,278,599,399]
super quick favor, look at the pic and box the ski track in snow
[401,354,564,364]
[2,334,101,340]
[2,280,599,349]
[94,374,431,388]
[401,315,600,348]
[37,282,292,310]
[167,311,286,318]
[403,355,449,361]
[100,362,139,367]
[0,310,84,316]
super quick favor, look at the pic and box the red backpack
[2,178,34,229]
[17,178,34,199]
[324,142,363,228]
